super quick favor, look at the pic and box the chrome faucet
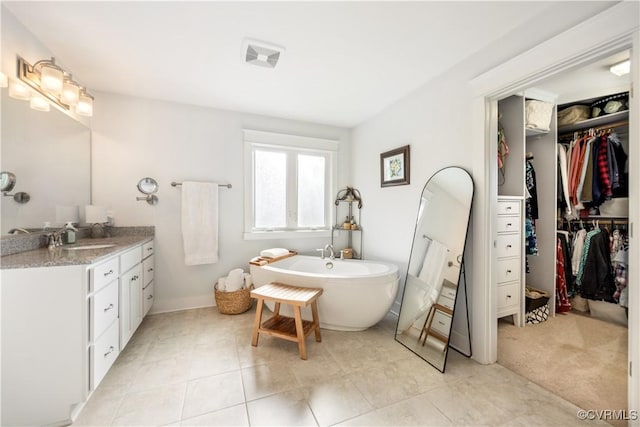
[324,243,335,260]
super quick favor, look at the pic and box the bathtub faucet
[324,243,335,260]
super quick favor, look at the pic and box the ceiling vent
[243,38,285,69]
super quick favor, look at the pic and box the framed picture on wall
[380,145,410,187]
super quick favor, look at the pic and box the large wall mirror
[1,91,91,235]
[395,166,473,372]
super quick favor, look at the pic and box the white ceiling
[3,1,619,127]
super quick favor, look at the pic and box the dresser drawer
[90,257,119,293]
[497,200,521,215]
[497,282,520,310]
[496,258,521,284]
[91,320,119,390]
[440,282,457,300]
[142,240,154,259]
[143,255,154,286]
[497,216,521,233]
[91,279,119,340]
[496,234,522,258]
[430,309,452,337]
[437,294,455,311]
[120,246,142,273]
[143,282,154,316]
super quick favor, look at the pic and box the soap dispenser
[63,222,77,244]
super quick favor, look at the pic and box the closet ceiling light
[609,59,630,76]
[16,56,94,116]
[243,38,285,69]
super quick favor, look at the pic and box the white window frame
[243,129,338,240]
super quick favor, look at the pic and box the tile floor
[73,307,609,426]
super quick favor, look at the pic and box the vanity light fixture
[75,89,94,116]
[609,59,630,76]
[61,75,80,106]
[16,56,94,116]
[29,94,51,112]
[8,80,31,100]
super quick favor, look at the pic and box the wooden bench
[250,282,323,360]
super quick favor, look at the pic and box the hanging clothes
[580,227,616,302]
[555,236,572,313]
[612,230,629,309]
[525,159,539,257]
[557,144,571,216]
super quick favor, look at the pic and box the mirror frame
[137,177,159,195]
[1,171,16,192]
[394,166,474,373]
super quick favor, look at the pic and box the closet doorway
[495,50,632,425]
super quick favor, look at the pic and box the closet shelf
[558,110,628,134]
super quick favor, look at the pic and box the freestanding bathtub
[249,255,399,331]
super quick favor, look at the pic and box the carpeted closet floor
[498,311,628,427]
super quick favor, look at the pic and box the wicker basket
[214,283,253,314]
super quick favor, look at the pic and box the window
[244,130,338,239]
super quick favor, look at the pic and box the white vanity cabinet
[1,265,88,426]
[119,245,143,349]
[142,240,155,315]
[89,256,121,390]
[495,197,524,326]
[0,236,155,427]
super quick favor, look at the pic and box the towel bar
[171,181,232,189]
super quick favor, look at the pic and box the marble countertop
[0,235,154,269]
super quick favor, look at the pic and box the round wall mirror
[1,171,16,193]
[137,177,158,195]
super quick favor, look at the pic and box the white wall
[91,93,350,312]
[349,2,621,357]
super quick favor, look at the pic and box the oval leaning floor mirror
[395,166,474,372]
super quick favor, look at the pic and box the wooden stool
[250,282,323,360]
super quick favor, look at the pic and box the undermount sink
[64,244,117,250]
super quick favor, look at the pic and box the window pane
[255,150,287,228]
[297,154,325,227]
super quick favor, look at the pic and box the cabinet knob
[506,223,512,227]
[506,269,512,273]
[147,294,153,300]
[148,268,153,272]
[506,294,512,299]
[132,275,139,281]
[147,247,153,251]
[506,206,512,210]
[103,303,114,313]
[104,346,115,358]
[104,269,114,277]
[506,245,512,249]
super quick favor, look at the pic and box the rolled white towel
[260,248,289,258]
[226,269,245,291]
[217,277,227,292]
[244,273,252,288]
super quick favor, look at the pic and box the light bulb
[61,78,80,106]
[40,63,64,95]
[8,80,31,100]
[76,91,94,116]
[30,94,50,111]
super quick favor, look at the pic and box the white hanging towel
[181,181,219,265]
[417,237,449,305]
